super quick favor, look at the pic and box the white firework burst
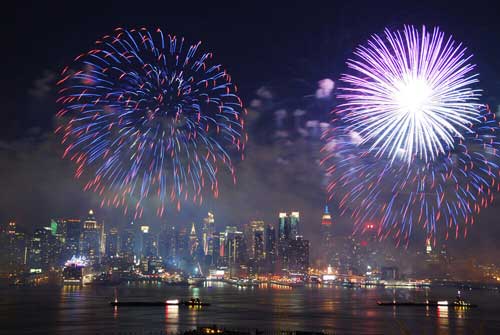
[338,25,482,164]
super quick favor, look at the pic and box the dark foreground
[1,282,499,334]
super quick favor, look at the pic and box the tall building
[3,221,27,274]
[106,227,119,258]
[158,225,177,264]
[176,228,189,263]
[278,212,289,240]
[277,211,300,272]
[202,212,215,255]
[140,225,157,258]
[320,205,334,267]
[120,227,136,262]
[290,212,300,238]
[265,224,276,273]
[79,210,102,265]
[65,218,82,259]
[253,230,265,262]
[288,235,309,274]
[218,231,226,265]
[208,232,220,266]
[49,219,67,265]
[278,212,300,241]
[227,230,246,274]
[245,220,265,260]
[28,227,52,272]
[189,223,199,257]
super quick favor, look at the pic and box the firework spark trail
[56,27,247,218]
[322,107,499,245]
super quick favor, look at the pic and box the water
[1,282,499,334]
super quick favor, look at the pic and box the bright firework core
[339,25,482,165]
[394,77,431,117]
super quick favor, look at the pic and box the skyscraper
[278,212,300,241]
[245,220,265,260]
[278,212,289,240]
[290,212,300,238]
[189,223,199,256]
[253,230,265,262]
[120,227,136,262]
[65,218,82,259]
[202,212,215,256]
[3,221,27,274]
[176,228,189,265]
[227,230,246,275]
[320,205,334,267]
[218,231,226,265]
[265,224,276,273]
[106,227,119,258]
[28,227,52,272]
[288,235,309,274]
[277,211,300,273]
[159,225,180,266]
[79,210,102,265]
[141,225,157,258]
[208,231,220,266]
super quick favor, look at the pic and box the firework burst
[56,27,247,218]
[323,26,500,244]
[338,25,482,164]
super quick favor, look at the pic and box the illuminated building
[278,211,300,273]
[79,210,103,265]
[175,228,189,263]
[321,205,332,226]
[120,227,135,262]
[3,221,27,274]
[219,231,226,264]
[28,227,52,272]
[202,212,215,255]
[140,225,157,258]
[287,235,310,274]
[320,205,334,267]
[225,229,246,275]
[106,227,119,258]
[290,212,300,238]
[265,224,277,273]
[253,230,264,262]
[244,220,265,261]
[158,225,178,265]
[189,223,199,256]
[65,218,82,259]
[208,232,220,266]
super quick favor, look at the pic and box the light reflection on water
[1,283,499,334]
[165,305,179,334]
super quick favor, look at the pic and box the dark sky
[5,0,500,259]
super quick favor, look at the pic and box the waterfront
[2,283,499,334]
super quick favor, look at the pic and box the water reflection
[164,305,179,334]
[5,284,491,335]
[437,305,449,332]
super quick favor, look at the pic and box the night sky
[5,1,500,260]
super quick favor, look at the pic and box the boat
[62,257,87,285]
[110,298,210,307]
[377,299,477,308]
[187,276,206,286]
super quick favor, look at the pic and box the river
[1,282,499,334]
